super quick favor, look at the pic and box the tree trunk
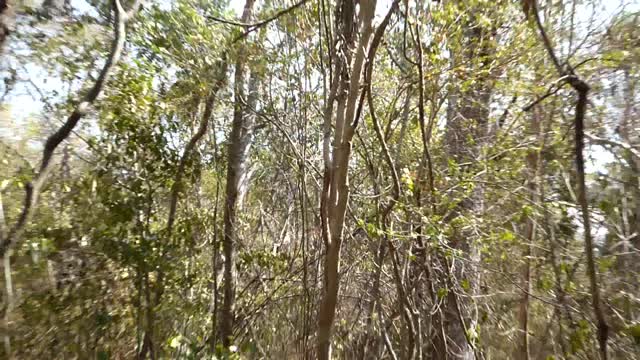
[442,16,493,360]
[0,0,11,55]
[0,192,11,358]
[316,1,378,358]
[219,0,257,347]
[619,70,640,258]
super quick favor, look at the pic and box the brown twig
[207,0,310,42]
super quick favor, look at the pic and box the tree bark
[0,0,11,55]
[618,70,640,258]
[442,14,493,360]
[316,1,379,358]
[0,191,12,358]
[219,0,257,347]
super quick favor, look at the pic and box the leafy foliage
[1,0,639,359]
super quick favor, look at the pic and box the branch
[586,133,640,160]
[207,0,310,42]
[527,0,564,75]
[166,60,228,234]
[355,0,401,219]
[354,0,400,130]
[522,76,569,112]
[0,0,141,258]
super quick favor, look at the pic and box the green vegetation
[0,0,638,358]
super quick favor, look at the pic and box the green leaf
[461,278,470,291]
[169,335,183,349]
[499,230,515,242]
[437,288,448,299]
[627,323,640,344]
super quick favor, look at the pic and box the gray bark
[441,17,493,360]
[219,0,257,347]
[0,0,10,55]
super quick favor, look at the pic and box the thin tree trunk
[298,77,311,358]
[359,3,402,358]
[573,78,609,360]
[0,191,11,358]
[0,0,11,55]
[316,1,380,358]
[619,70,640,260]
[137,59,228,360]
[209,176,221,351]
[219,0,257,347]
[2,250,11,358]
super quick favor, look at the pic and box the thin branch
[166,61,228,234]
[529,1,563,75]
[367,0,401,218]
[521,78,568,112]
[586,133,640,160]
[207,0,310,42]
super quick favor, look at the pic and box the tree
[315,0,396,357]
[1,0,639,358]
[219,0,257,347]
